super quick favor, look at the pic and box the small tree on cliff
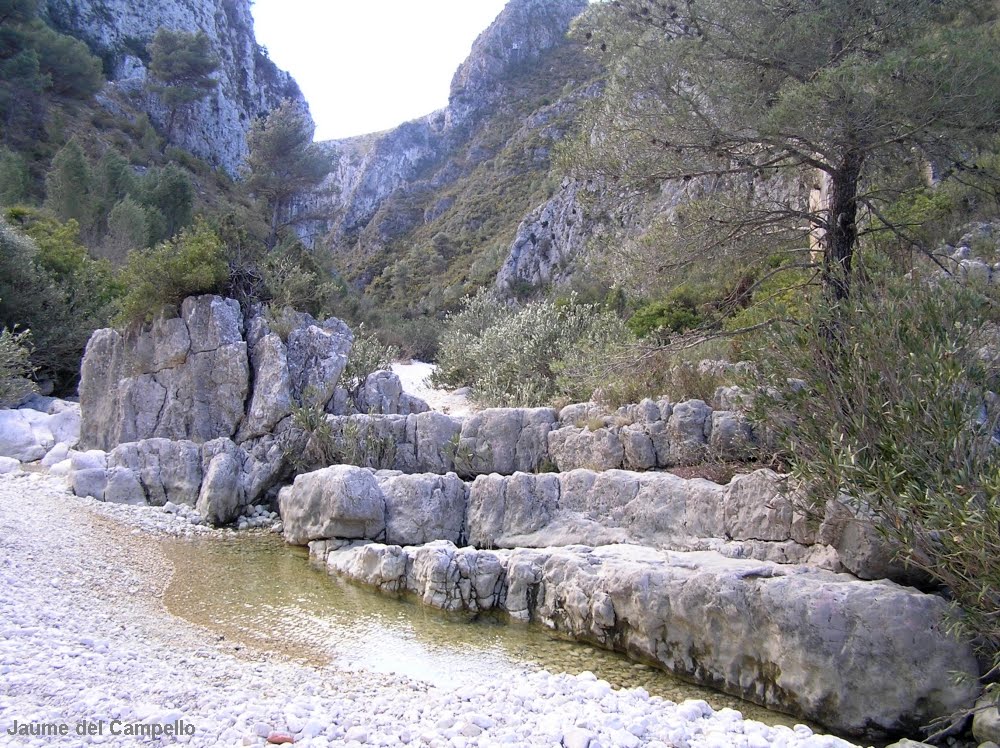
[244,100,333,249]
[574,0,1000,304]
[148,29,219,142]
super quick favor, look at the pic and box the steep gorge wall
[299,0,595,301]
[43,0,307,174]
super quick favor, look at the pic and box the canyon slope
[298,0,607,315]
[43,0,308,174]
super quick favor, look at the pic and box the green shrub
[433,290,634,407]
[259,243,343,318]
[625,284,716,340]
[340,324,398,403]
[0,328,36,407]
[103,196,150,263]
[0,213,118,392]
[627,299,701,339]
[377,315,441,361]
[0,149,29,206]
[118,219,228,325]
[751,275,1000,710]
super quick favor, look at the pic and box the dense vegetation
[0,3,347,395]
[328,40,602,358]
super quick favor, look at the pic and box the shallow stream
[163,533,816,732]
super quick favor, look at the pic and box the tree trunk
[822,151,864,303]
[266,199,280,250]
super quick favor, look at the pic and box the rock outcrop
[281,408,980,737]
[495,178,596,295]
[80,296,251,450]
[445,0,589,131]
[322,540,978,739]
[0,398,80,463]
[279,465,467,547]
[71,295,354,522]
[295,0,599,311]
[43,0,307,173]
[79,296,352,452]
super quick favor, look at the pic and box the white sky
[251,0,511,141]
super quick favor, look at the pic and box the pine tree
[244,100,333,248]
[574,0,1000,303]
[148,29,219,141]
[104,196,150,264]
[44,138,94,232]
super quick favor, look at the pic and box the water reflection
[163,534,815,730]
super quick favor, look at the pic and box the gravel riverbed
[0,471,860,748]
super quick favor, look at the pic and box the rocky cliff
[300,0,597,310]
[43,0,307,174]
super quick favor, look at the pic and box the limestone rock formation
[79,296,250,450]
[446,0,589,130]
[71,295,430,524]
[323,540,978,738]
[43,0,307,173]
[495,179,595,295]
[279,465,467,546]
[294,0,599,307]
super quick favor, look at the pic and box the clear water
[163,533,819,731]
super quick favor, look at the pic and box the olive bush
[751,274,1000,714]
[340,324,398,405]
[118,219,227,325]
[432,290,634,407]
[0,328,36,407]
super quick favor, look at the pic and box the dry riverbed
[0,471,862,748]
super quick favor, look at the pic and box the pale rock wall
[43,0,307,174]
[323,539,978,739]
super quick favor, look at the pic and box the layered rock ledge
[279,464,980,739]
[319,539,976,739]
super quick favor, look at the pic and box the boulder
[41,442,70,468]
[620,424,656,470]
[547,426,624,472]
[279,465,385,545]
[286,316,353,407]
[820,500,926,584]
[79,296,360,461]
[0,456,20,474]
[410,411,462,474]
[196,438,244,525]
[72,468,107,500]
[974,696,1000,744]
[108,438,203,506]
[664,399,712,465]
[103,466,145,505]
[377,471,467,546]
[326,541,409,594]
[0,410,48,462]
[723,469,794,542]
[465,468,729,550]
[239,428,295,504]
[70,449,107,472]
[456,407,558,475]
[356,370,430,415]
[708,410,756,461]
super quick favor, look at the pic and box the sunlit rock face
[446,0,590,131]
[296,0,593,275]
[42,0,308,174]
